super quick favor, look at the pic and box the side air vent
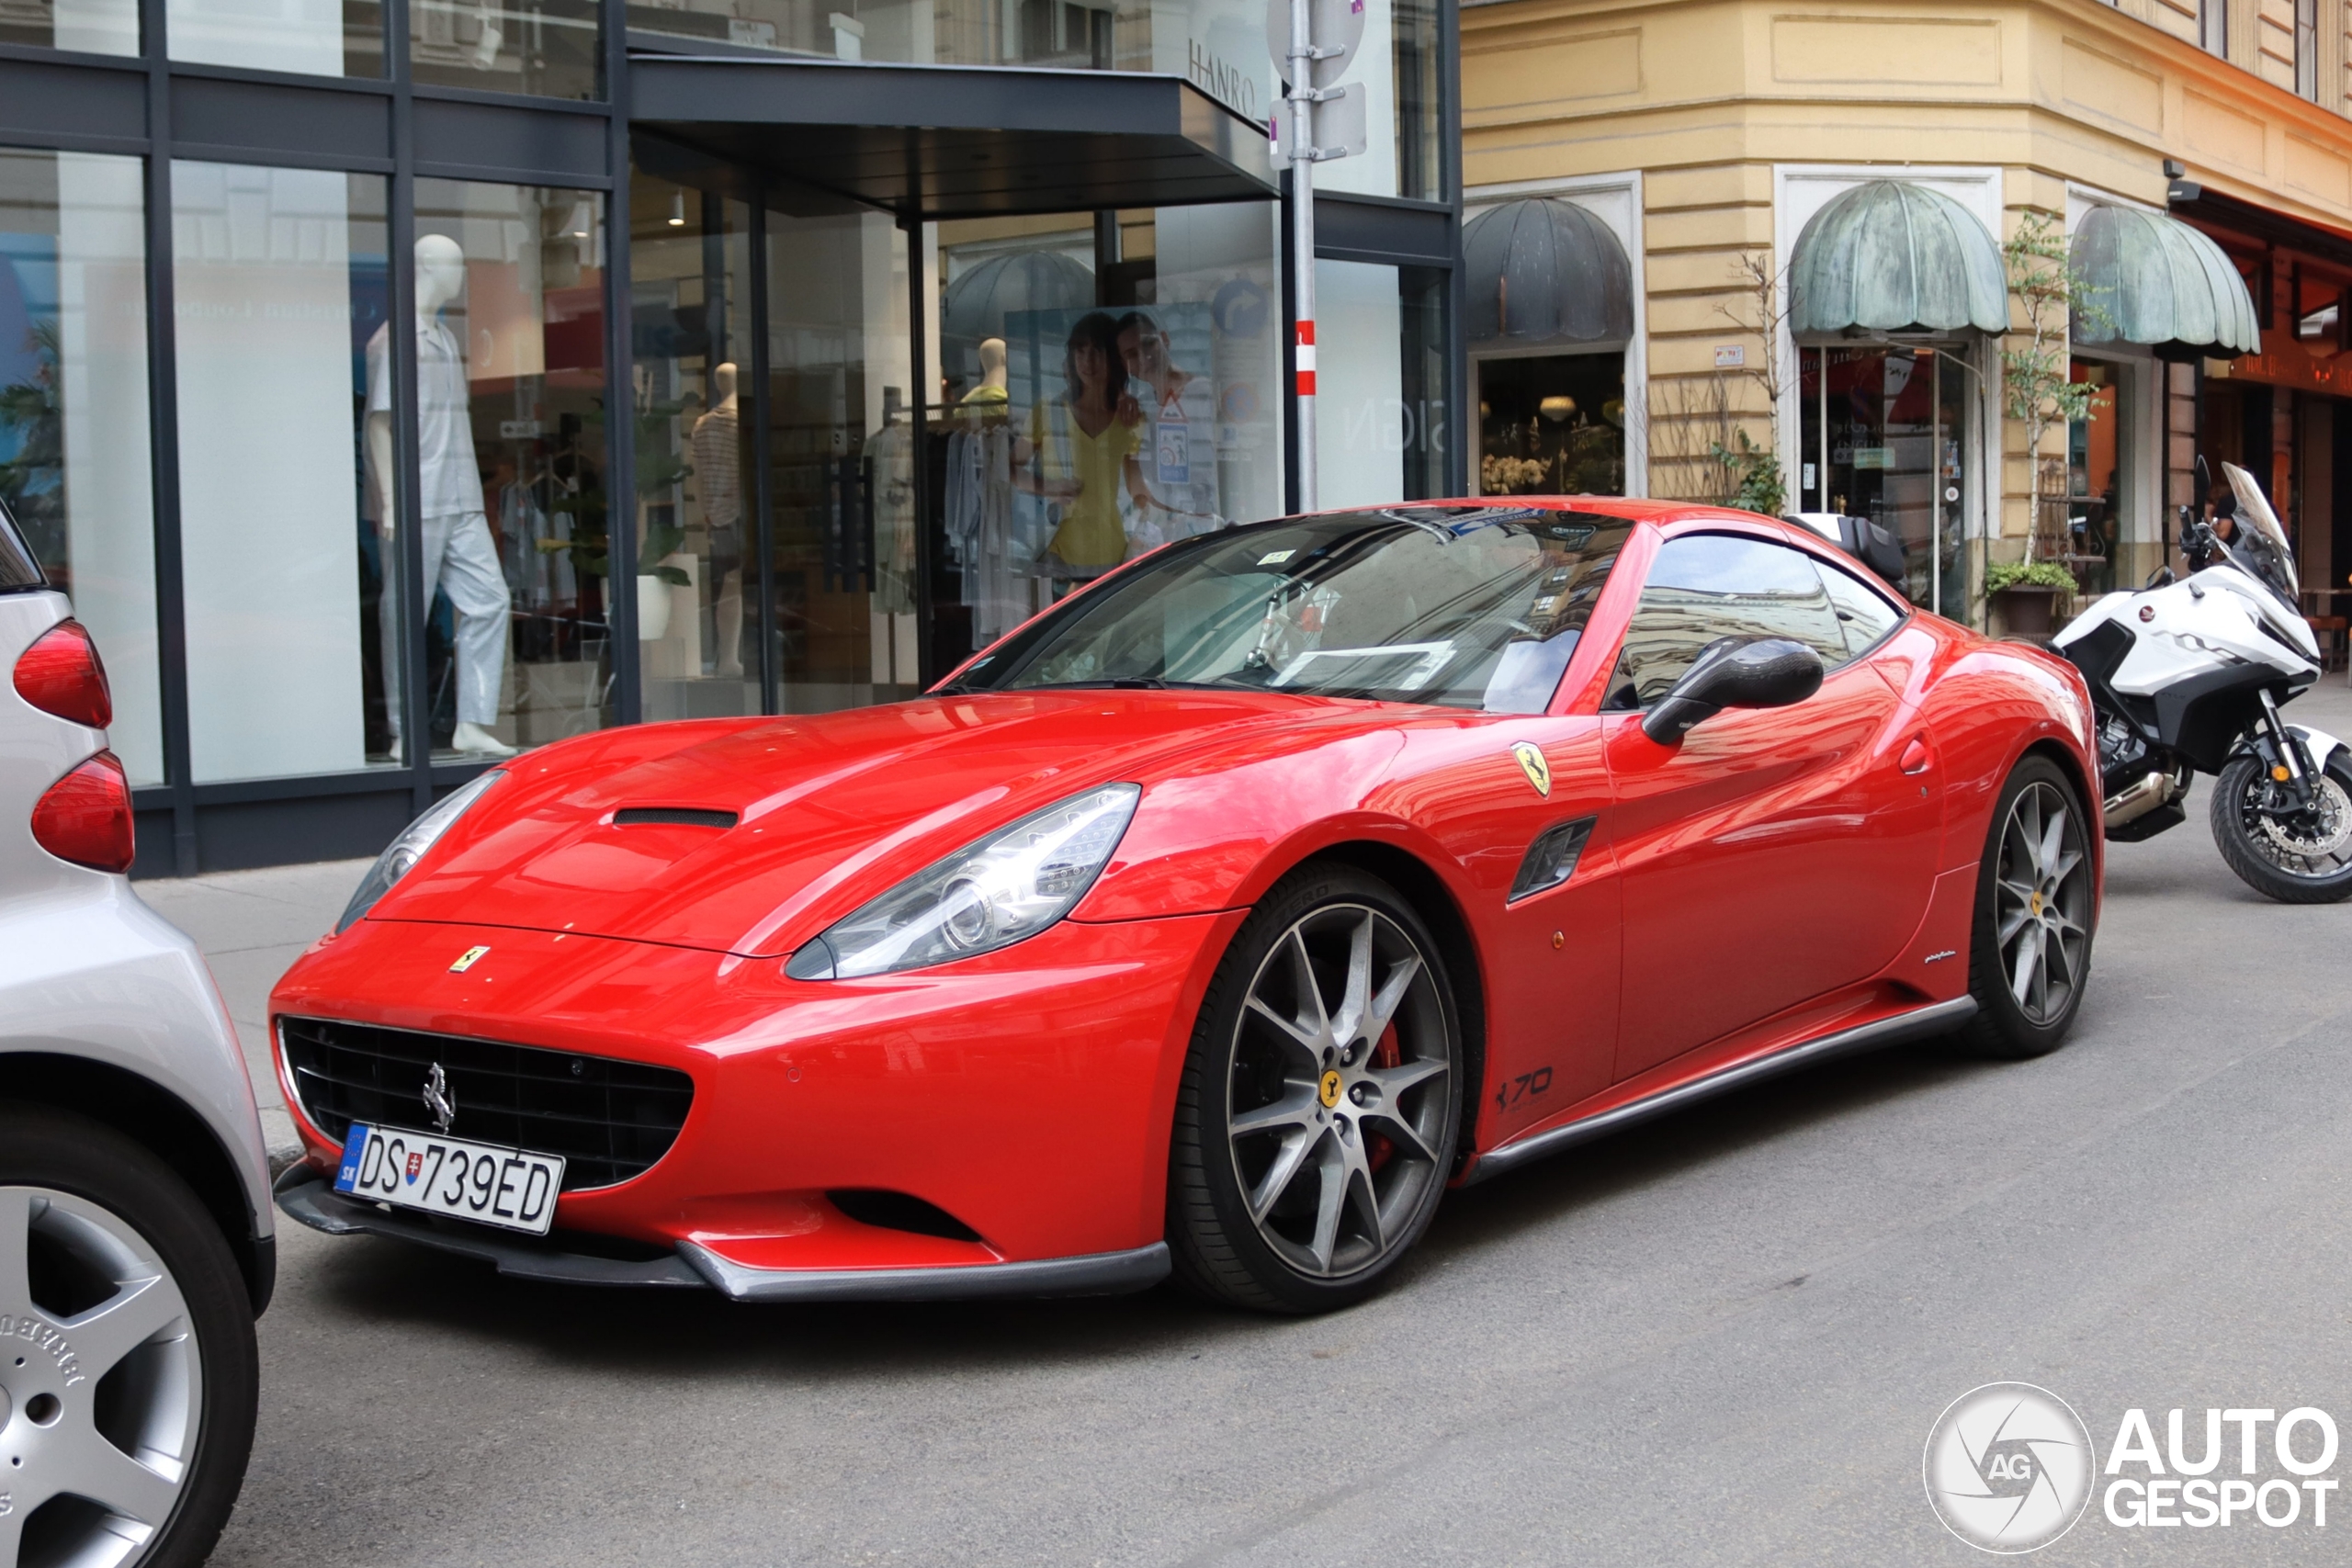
[1510,816,1597,901]
[613,807,738,829]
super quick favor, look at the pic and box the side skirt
[1463,996,1979,1186]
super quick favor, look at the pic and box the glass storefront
[1317,259,1447,508]
[412,177,613,753]
[172,164,395,783]
[0,150,158,782]
[1474,353,1626,497]
[2066,357,2131,597]
[929,201,1282,672]
[411,0,598,97]
[1799,344,1970,620]
[170,0,384,75]
[1,0,138,53]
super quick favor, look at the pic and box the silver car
[0,504,273,1568]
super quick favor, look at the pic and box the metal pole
[1288,0,1317,513]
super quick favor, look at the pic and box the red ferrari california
[272,500,2100,1314]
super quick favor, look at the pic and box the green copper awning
[1789,181,2008,337]
[2069,205,2260,359]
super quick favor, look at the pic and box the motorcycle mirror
[2195,454,2211,502]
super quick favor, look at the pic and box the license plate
[333,1122,565,1236]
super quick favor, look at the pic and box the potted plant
[1984,558,2077,637]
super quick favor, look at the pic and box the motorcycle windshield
[2222,460,2301,611]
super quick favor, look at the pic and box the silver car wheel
[0,1186,201,1568]
[1993,781,2092,1028]
[1224,904,1453,1280]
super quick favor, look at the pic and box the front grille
[279,1017,695,1191]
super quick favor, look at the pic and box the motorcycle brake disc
[2256,774,2352,862]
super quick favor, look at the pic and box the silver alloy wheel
[1994,780,2092,1027]
[0,1186,200,1568]
[1225,904,1452,1279]
[2245,770,2352,874]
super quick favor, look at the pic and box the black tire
[1166,865,1463,1314]
[2210,751,2352,904]
[1955,756,2096,1059]
[0,1104,257,1568]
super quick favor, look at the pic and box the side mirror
[1641,637,1825,745]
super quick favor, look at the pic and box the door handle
[1899,736,1933,775]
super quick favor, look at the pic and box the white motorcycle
[2053,460,2352,903]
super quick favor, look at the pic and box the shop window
[169,0,382,75]
[0,0,136,54]
[1476,354,1625,497]
[928,201,1283,672]
[409,0,597,99]
[1315,258,1447,509]
[629,175,756,722]
[0,150,159,782]
[1798,344,1969,621]
[412,177,613,754]
[2066,359,2130,597]
[172,164,395,783]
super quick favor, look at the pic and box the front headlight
[786,784,1141,979]
[335,769,506,932]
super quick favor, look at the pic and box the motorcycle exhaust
[2105,769,2179,830]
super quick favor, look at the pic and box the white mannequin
[961,335,1009,407]
[366,233,515,759]
[690,361,744,680]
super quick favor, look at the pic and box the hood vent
[613,807,738,829]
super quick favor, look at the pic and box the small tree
[1708,253,1795,516]
[2001,212,2104,562]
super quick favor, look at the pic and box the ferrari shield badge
[449,944,491,973]
[1510,742,1552,799]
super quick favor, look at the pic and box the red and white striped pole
[1288,0,1317,513]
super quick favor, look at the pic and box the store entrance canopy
[1789,181,2008,337]
[1463,197,1634,348]
[629,56,1276,220]
[2069,205,2260,360]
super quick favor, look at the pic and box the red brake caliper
[1365,1022,1401,1172]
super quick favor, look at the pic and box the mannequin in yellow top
[1014,310,1153,572]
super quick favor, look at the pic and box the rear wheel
[1956,757,2095,1059]
[1167,866,1462,1314]
[0,1106,257,1568]
[2211,750,2352,904]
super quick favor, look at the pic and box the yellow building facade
[1462,0,2352,625]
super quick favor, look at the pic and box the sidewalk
[135,857,371,1168]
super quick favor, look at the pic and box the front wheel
[2211,750,2352,903]
[1956,757,2096,1059]
[1166,866,1463,1314]
[0,1106,258,1568]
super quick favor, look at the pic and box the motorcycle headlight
[786,784,1141,979]
[335,769,506,932]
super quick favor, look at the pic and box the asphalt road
[200,682,2352,1566]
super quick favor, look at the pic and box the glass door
[1801,344,1969,620]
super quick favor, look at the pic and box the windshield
[2222,460,2301,610]
[948,506,1635,713]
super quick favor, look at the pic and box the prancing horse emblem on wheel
[1318,1068,1343,1108]
[423,1062,456,1134]
[1510,741,1552,798]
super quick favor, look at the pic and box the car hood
[368,690,1385,956]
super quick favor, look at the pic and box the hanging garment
[867,420,918,615]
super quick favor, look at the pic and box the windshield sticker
[1257,548,1296,566]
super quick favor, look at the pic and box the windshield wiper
[1025,677,1171,690]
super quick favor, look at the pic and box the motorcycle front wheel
[2211,750,2352,903]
